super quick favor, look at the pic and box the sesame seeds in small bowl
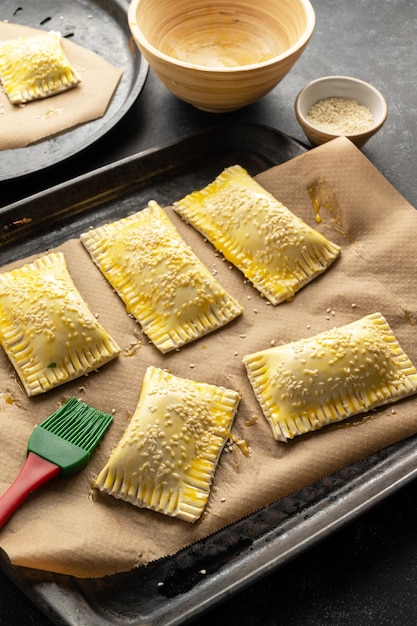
[295,76,388,148]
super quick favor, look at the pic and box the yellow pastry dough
[243,312,417,442]
[80,201,243,353]
[0,30,81,104]
[174,165,341,305]
[94,366,241,522]
[0,252,120,396]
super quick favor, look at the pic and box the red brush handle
[0,452,61,529]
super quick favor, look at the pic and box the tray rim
[3,435,417,626]
[0,120,308,261]
[1,121,416,626]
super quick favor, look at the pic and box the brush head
[27,397,113,477]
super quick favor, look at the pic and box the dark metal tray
[0,0,149,182]
[2,122,417,626]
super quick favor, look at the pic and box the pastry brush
[0,397,113,529]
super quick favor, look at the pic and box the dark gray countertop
[1,0,417,623]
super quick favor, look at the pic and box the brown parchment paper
[1,137,417,578]
[0,22,123,149]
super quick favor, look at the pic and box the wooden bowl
[128,0,315,113]
[295,76,388,148]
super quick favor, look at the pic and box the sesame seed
[306,97,374,134]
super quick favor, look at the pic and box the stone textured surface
[1,0,417,623]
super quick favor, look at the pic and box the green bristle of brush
[27,397,113,478]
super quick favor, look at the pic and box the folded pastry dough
[0,252,120,396]
[80,201,243,353]
[243,312,417,442]
[0,30,81,104]
[174,165,341,305]
[94,366,241,522]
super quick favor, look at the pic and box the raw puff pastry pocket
[0,30,81,104]
[0,252,121,396]
[93,365,241,522]
[80,201,243,353]
[243,312,417,442]
[174,164,341,305]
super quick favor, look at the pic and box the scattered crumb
[122,340,142,357]
[88,490,98,503]
[245,414,258,427]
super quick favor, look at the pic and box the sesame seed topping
[243,313,417,443]
[80,203,242,353]
[95,367,240,521]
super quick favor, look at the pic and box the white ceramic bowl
[295,76,388,148]
[128,0,316,113]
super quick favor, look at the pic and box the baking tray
[0,0,149,182]
[2,121,417,626]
